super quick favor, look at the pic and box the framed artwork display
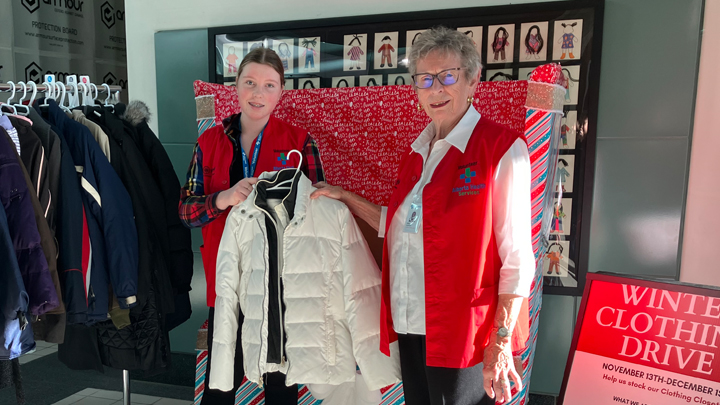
[210,0,604,295]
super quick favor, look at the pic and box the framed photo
[405,29,427,61]
[520,22,549,61]
[457,26,483,56]
[388,73,411,86]
[487,24,515,64]
[344,34,367,71]
[562,65,581,105]
[299,37,320,73]
[553,19,583,61]
[374,32,398,70]
[299,77,320,89]
[222,42,244,78]
[332,76,355,88]
[560,110,578,150]
[486,68,514,81]
[551,197,573,236]
[273,38,295,73]
[360,74,382,86]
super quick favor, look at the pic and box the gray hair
[408,26,483,82]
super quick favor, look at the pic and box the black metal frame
[208,0,605,296]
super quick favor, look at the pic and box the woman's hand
[216,177,258,210]
[310,182,346,201]
[482,341,522,404]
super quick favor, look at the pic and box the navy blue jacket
[0,202,36,360]
[37,100,139,323]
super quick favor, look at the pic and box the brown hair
[236,47,285,84]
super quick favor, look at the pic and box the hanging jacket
[196,115,308,307]
[80,106,173,374]
[26,107,61,233]
[9,135,66,342]
[0,128,58,316]
[121,101,193,330]
[7,117,51,223]
[211,169,400,392]
[36,100,139,323]
[0,203,35,361]
[33,104,93,325]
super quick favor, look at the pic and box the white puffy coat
[210,170,400,392]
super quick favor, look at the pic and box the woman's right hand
[216,177,258,210]
[310,182,347,201]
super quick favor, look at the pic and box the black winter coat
[121,101,193,330]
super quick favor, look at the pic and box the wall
[125,0,704,397]
[681,0,720,288]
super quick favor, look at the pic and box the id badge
[403,202,422,233]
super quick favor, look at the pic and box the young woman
[180,47,324,405]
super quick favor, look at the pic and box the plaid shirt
[179,116,325,228]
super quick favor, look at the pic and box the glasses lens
[414,74,434,89]
[439,70,459,86]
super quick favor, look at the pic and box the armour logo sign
[101,1,114,28]
[21,0,40,13]
[25,62,43,83]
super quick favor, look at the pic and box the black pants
[201,308,298,404]
[398,334,494,405]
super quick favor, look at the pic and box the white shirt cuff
[378,206,388,238]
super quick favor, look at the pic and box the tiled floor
[18,340,58,364]
[51,389,192,405]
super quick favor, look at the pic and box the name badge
[403,202,422,234]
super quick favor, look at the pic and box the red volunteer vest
[379,117,530,368]
[197,115,307,307]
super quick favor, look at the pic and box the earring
[417,103,423,112]
[467,97,474,104]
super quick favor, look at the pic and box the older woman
[312,27,535,405]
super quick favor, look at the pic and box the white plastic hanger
[40,81,54,107]
[267,149,303,191]
[56,82,72,113]
[28,81,39,107]
[101,83,114,112]
[68,82,80,108]
[1,81,18,116]
[13,82,31,116]
[90,83,98,104]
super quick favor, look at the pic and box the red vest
[198,115,307,306]
[379,117,530,368]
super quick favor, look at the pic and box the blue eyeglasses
[412,67,463,89]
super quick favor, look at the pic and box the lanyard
[240,129,263,178]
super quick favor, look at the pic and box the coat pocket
[325,314,336,366]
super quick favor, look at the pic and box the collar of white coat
[232,168,311,223]
[411,105,481,155]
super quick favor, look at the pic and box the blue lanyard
[241,130,263,178]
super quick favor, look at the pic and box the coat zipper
[256,219,269,386]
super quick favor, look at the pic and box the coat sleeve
[86,134,139,308]
[209,212,243,392]
[340,207,400,391]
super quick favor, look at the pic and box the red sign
[561,273,720,405]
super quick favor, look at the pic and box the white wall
[680,0,720,287]
[124,0,560,136]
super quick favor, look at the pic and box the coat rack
[1,78,133,405]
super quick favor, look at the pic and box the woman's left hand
[482,341,522,404]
